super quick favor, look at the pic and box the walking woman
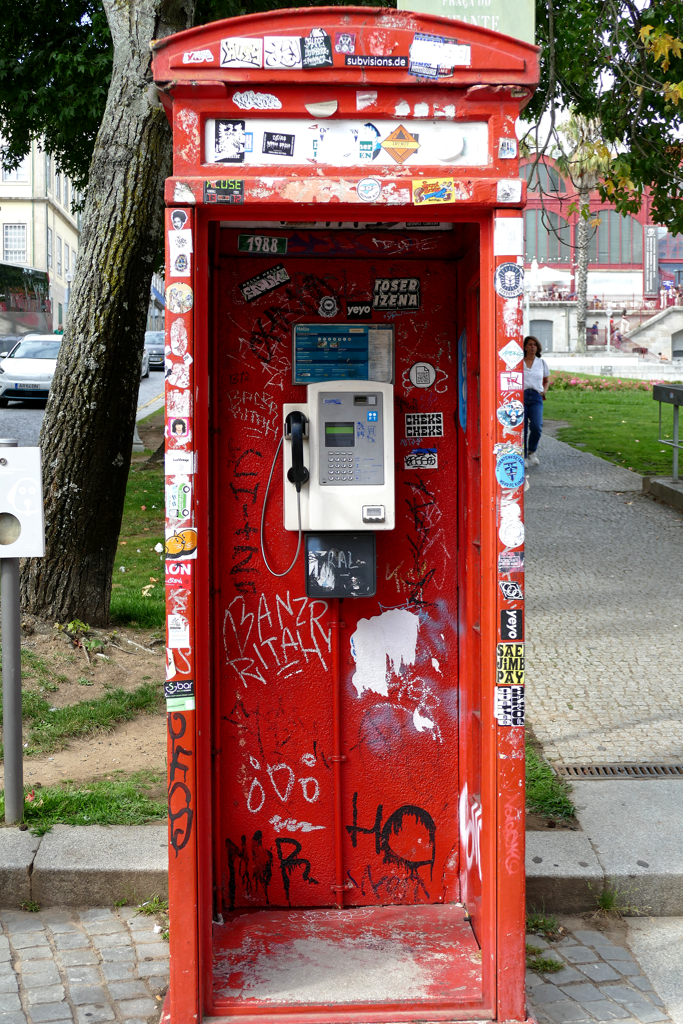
[523,335,550,466]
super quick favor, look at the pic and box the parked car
[0,334,61,406]
[140,345,150,378]
[144,330,165,371]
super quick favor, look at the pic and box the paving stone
[606,961,643,978]
[0,1013,27,1024]
[10,938,48,952]
[547,967,584,986]
[0,942,9,955]
[604,986,669,1024]
[0,957,10,967]
[54,953,97,969]
[562,947,600,965]
[116,999,157,1019]
[17,952,51,963]
[20,963,58,977]
[67,989,107,1008]
[530,984,568,1006]
[578,1002,631,1022]
[5,925,44,937]
[25,989,65,1007]
[560,983,605,1003]
[130,932,162,945]
[119,1019,149,1024]
[21,971,62,990]
[123,919,150,933]
[97,949,134,964]
[52,937,88,953]
[135,964,168,980]
[27,1004,73,1023]
[81,925,124,938]
[104,983,148,1002]
[572,932,620,948]
[64,970,101,988]
[74,1006,115,1024]
[88,936,128,950]
[578,963,622,984]
[43,926,79,936]
[132,944,168,960]
[0,968,12,979]
[76,913,113,926]
[142,977,166,996]
[99,966,135,984]
[0,980,17,996]
[602,948,636,963]
[0,998,21,1014]
[544,999,593,1023]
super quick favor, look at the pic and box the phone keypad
[326,454,355,482]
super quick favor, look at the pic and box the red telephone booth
[153,12,537,1024]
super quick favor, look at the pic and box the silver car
[144,330,165,371]
[0,334,61,406]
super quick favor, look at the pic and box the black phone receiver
[285,411,309,492]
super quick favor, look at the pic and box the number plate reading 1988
[238,234,288,255]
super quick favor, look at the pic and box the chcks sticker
[498,341,524,369]
[495,686,525,727]
[239,264,290,302]
[499,580,523,601]
[496,642,525,686]
[405,412,443,438]
[498,550,524,573]
[404,447,438,470]
[500,371,523,391]
[501,608,524,641]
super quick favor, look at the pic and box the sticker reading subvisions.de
[409,361,436,389]
[405,412,444,439]
[496,642,525,686]
[494,262,525,298]
[373,277,420,310]
[495,452,524,489]
[500,608,524,641]
[345,55,409,69]
[499,580,524,602]
[204,179,244,204]
[495,686,525,727]
[404,447,438,470]
[239,264,290,303]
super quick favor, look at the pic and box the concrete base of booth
[208,904,483,1019]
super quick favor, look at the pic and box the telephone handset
[284,411,309,491]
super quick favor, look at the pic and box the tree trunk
[575,186,590,354]
[21,0,194,626]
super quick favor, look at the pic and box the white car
[0,334,61,406]
[0,332,149,406]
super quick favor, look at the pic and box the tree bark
[575,186,590,354]
[21,0,194,625]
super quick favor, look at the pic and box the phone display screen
[325,422,355,447]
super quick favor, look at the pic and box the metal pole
[0,439,23,823]
[674,406,679,483]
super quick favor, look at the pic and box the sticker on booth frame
[412,178,456,205]
[165,283,193,314]
[404,447,438,470]
[165,450,194,476]
[500,370,523,392]
[166,696,196,712]
[239,264,290,303]
[380,125,420,164]
[346,300,372,320]
[167,390,192,418]
[496,642,525,686]
[264,36,302,69]
[357,178,382,202]
[494,440,523,458]
[495,685,525,726]
[499,550,524,574]
[373,277,420,310]
[220,37,263,69]
[494,262,524,298]
[498,138,518,159]
[345,55,409,69]
[164,678,195,699]
[405,412,444,439]
[238,234,288,255]
[166,560,193,588]
[262,132,295,158]
[497,399,524,432]
[497,179,523,203]
[335,32,356,54]
[204,179,244,204]
[165,526,198,561]
[167,613,190,649]
[496,452,524,489]
[301,29,334,69]
[498,340,524,368]
[501,608,524,641]
[499,580,524,602]
[232,90,282,110]
[409,362,436,388]
[166,479,192,522]
[183,49,214,65]
[214,120,247,164]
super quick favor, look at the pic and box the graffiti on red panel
[168,712,194,857]
[226,832,319,909]
[503,799,523,874]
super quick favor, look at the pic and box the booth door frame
[180,206,522,1023]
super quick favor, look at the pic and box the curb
[0,823,168,906]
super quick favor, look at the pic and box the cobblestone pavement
[526,434,683,764]
[0,907,168,1024]
[527,920,672,1024]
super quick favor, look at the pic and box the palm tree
[554,114,612,352]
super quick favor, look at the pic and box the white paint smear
[412,709,434,733]
[431,657,441,674]
[394,100,410,117]
[350,608,419,697]
[269,815,324,833]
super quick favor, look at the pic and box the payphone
[282,379,395,532]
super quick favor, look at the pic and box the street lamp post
[65,271,73,319]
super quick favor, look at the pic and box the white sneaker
[528,453,540,466]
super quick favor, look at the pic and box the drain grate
[556,763,683,779]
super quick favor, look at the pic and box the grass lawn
[110,462,165,628]
[526,743,575,820]
[0,769,166,836]
[544,372,681,478]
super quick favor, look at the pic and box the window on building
[47,227,53,268]
[56,235,62,276]
[3,224,27,263]
[55,172,61,201]
[658,231,683,260]
[524,209,571,263]
[72,248,77,273]
[45,152,52,191]
[588,211,643,264]
[64,178,69,210]
[521,162,566,194]
[64,246,69,275]
[2,154,30,182]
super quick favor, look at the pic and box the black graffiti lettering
[226,830,274,911]
[403,475,438,606]
[168,712,192,784]
[168,782,193,857]
[346,790,383,853]
[230,545,258,574]
[234,448,262,476]
[275,838,319,905]
[346,793,436,881]
[229,481,260,504]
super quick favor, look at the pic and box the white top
[524,355,549,394]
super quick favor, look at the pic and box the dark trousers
[524,389,543,456]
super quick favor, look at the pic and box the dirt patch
[543,419,571,438]
[526,811,581,832]
[0,615,167,786]
[136,408,165,458]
